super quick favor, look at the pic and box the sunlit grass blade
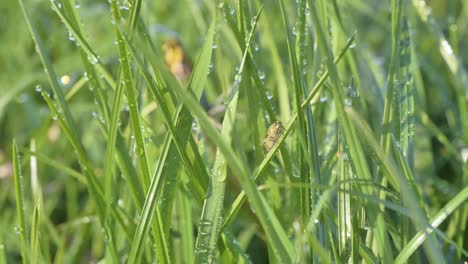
[379,0,403,154]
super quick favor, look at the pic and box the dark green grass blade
[12,140,29,263]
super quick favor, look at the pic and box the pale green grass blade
[293,0,323,233]
[20,149,86,184]
[58,0,144,215]
[110,1,150,190]
[220,231,252,263]
[281,0,310,224]
[379,0,403,153]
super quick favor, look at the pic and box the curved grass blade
[20,148,86,184]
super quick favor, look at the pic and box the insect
[162,38,193,84]
[262,121,285,152]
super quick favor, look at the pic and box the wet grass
[0,0,467,263]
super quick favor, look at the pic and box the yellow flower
[162,38,193,84]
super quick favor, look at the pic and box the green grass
[0,0,467,263]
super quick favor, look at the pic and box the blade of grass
[220,231,253,263]
[59,0,145,216]
[391,139,444,263]
[173,71,297,262]
[30,203,41,263]
[12,140,29,263]
[20,148,86,184]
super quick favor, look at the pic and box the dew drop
[258,71,265,80]
[250,16,258,27]
[344,98,352,107]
